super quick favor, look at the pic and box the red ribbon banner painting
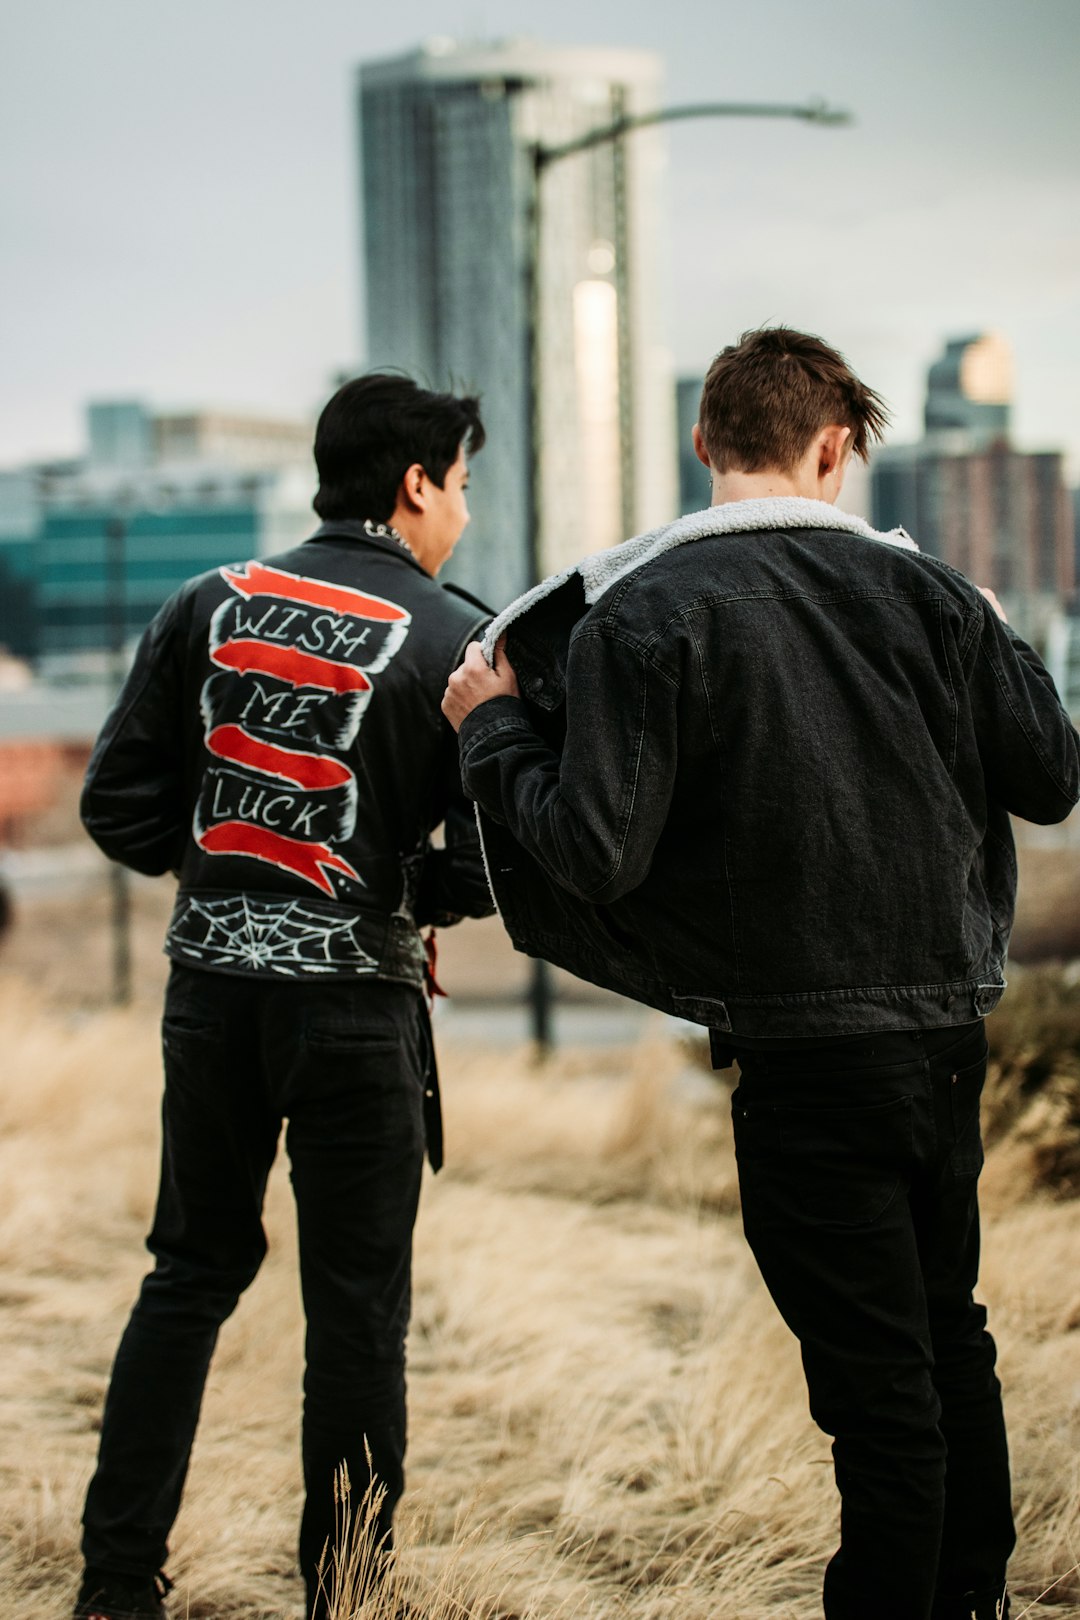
[192,562,412,896]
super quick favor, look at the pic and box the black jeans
[731,1023,1015,1620]
[82,964,431,1616]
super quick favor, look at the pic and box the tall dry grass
[0,975,1078,1619]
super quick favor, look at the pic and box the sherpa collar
[482,497,918,658]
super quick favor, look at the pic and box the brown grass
[0,961,1079,1620]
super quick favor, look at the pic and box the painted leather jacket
[459,498,1080,1037]
[82,521,494,985]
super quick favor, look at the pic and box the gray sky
[2,0,1079,473]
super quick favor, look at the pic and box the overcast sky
[2,0,1078,475]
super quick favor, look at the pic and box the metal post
[105,513,132,1006]
[529,957,554,1052]
[525,142,544,594]
[610,92,636,540]
[524,141,556,1056]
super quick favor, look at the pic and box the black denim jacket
[459,499,1080,1036]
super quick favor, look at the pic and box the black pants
[82,964,430,1616]
[731,1023,1015,1620]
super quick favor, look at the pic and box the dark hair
[698,327,889,475]
[313,373,485,523]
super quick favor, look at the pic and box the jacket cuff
[458,694,532,752]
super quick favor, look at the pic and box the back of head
[698,327,889,475]
[313,373,485,523]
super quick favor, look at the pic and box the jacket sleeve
[414,724,496,925]
[80,593,189,875]
[966,596,1080,824]
[458,625,678,903]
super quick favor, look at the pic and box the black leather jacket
[460,499,1080,1036]
[83,521,495,985]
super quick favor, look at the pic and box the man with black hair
[76,374,494,1620]
[444,329,1080,1620]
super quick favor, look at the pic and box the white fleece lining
[472,798,502,919]
[481,497,918,661]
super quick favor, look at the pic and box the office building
[87,402,155,470]
[1043,487,1080,720]
[0,402,315,671]
[153,411,312,469]
[357,38,677,606]
[924,333,1011,448]
[871,335,1073,642]
[0,469,45,660]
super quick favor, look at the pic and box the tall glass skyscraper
[357,39,677,608]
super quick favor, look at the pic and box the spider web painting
[167,894,379,975]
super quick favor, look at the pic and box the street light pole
[522,93,852,1054]
[533,98,851,170]
[522,107,555,1053]
[105,510,132,1006]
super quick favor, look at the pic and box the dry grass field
[1,884,1080,1617]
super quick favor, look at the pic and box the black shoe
[73,1569,173,1620]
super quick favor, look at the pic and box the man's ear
[692,424,712,470]
[397,461,428,514]
[818,424,851,478]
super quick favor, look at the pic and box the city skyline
[871,332,1073,644]
[3,0,1079,480]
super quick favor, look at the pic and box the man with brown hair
[442,328,1079,1620]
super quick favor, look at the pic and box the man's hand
[442,638,520,733]
[979,586,1008,624]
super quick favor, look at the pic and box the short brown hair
[698,326,889,475]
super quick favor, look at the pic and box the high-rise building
[87,402,155,471]
[871,335,1073,642]
[357,38,677,607]
[1040,485,1080,719]
[153,411,312,469]
[924,333,1011,448]
[0,469,44,660]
